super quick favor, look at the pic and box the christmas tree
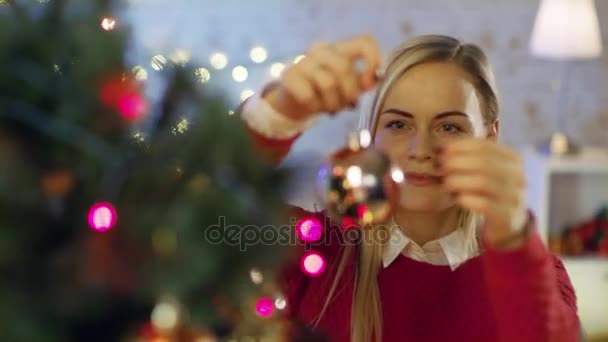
[0,0,295,340]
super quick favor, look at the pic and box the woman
[241,35,579,341]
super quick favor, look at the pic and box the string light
[151,300,179,331]
[151,54,167,71]
[118,93,147,121]
[210,52,228,70]
[88,202,117,232]
[240,89,254,102]
[300,251,326,277]
[250,46,268,63]
[249,268,264,284]
[232,66,248,82]
[270,62,285,78]
[132,65,148,81]
[274,297,287,310]
[194,67,211,83]
[171,118,189,135]
[296,217,323,242]
[101,17,116,31]
[255,298,274,317]
[170,49,191,66]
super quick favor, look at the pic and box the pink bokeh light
[296,217,323,242]
[117,94,147,121]
[87,202,117,232]
[300,251,326,277]
[255,297,274,318]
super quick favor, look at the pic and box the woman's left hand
[439,138,529,249]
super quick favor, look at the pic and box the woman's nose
[407,131,435,161]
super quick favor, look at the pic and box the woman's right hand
[264,35,382,121]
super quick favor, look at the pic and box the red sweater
[248,128,580,342]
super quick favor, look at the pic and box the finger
[335,35,381,89]
[440,154,525,187]
[456,193,512,225]
[309,68,341,112]
[443,138,518,162]
[296,54,341,112]
[443,174,500,199]
[308,45,361,104]
[281,67,317,107]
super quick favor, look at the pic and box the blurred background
[124,0,608,339]
[1,0,606,340]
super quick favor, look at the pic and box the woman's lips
[405,173,443,187]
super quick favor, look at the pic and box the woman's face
[375,62,496,212]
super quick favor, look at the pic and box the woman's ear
[486,119,499,141]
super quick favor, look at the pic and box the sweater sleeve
[239,88,317,166]
[481,215,580,342]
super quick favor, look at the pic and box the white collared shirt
[382,222,480,271]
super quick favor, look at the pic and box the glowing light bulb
[101,17,116,31]
[88,202,117,232]
[274,297,287,310]
[210,52,228,70]
[250,46,268,63]
[132,65,148,81]
[118,93,147,121]
[232,66,248,82]
[151,54,167,71]
[249,268,263,284]
[195,67,211,83]
[255,297,274,317]
[300,251,326,277]
[296,217,323,242]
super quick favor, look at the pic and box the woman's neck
[393,206,462,246]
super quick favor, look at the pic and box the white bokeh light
[232,65,248,82]
[250,46,268,63]
[209,52,228,70]
[270,63,286,78]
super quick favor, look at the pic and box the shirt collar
[382,220,476,271]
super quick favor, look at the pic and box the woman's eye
[385,121,407,130]
[438,123,464,134]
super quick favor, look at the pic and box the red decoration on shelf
[561,206,608,256]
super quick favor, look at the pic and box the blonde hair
[312,35,500,342]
